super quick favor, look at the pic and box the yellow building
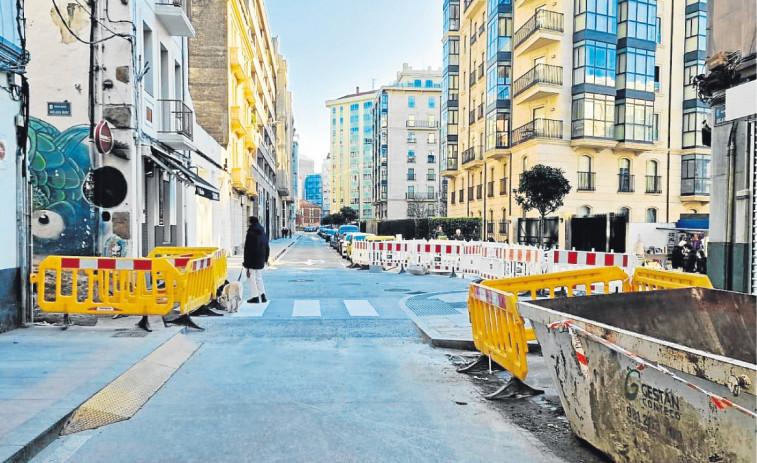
[190,0,279,247]
[441,0,710,247]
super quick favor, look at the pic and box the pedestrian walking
[696,249,708,275]
[671,241,685,269]
[683,244,697,273]
[244,216,270,303]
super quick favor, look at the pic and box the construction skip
[518,288,756,462]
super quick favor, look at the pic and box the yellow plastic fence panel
[178,255,215,315]
[482,266,632,299]
[148,247,218,259]
[630,267,713,291]
[149,246,227,293]
[468,284,530,380]
[30,256,181,316]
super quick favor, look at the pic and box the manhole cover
[406,291,427,295]
[384,288,410,292]
[288,279,314,283]
[113,331,149,338]
[405,297,461,316]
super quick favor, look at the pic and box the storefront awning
[149,147,220,201]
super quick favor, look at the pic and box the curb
[271,235,300,263]
[2,325,184,463]
[398,292,478,352]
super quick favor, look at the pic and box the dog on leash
[218,281,243,313]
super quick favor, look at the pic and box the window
[408,168,415,180]
[486,64,511,105]
[414,79,422,87]
[350,115,359,124]
[575,0,617,34]
[653,113,660,141]
[428,133,436,144]
[407,186,415,197]
[363,101,372,109]
[408,150,415,158]
[408,132,416,142]
[685,11,707,53]
[350,103,359,111]
[655,17,662,44]
[645,208,657,223]
[363,113,371,122]
[428,169,436,181]
[428,186,435,198]
[428,96,436,108]
[143,25,154,96]
[618,158,633,192]
[571,93,614,139]
[683,60,705,100]
[646,160,661,193]
[615,98,654,142]
[573,40,617,87]
[619,207,630,217]
[618,0,657,41]
[617,47,655,92]
[578,206,592,217]
[486,110,510,149]
[683,108,708,147]
[578,155,595,191]
[487,14,513,61]
[681,154,711,195]
[408,96,415,108]
[425,80,434,88]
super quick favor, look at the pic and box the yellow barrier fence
[178,255,215,315]
[149,247,228,293]
[30,256,182,316]
[630,267,713,290]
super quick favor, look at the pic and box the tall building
[304,174,323,208]
[372,65,442,220]
[0,0,29,330]
[190,0,279,243]
[700,0,756,293]
[321,157,331,217]
[326,88,377,220]
[274,40,295,234]
[297,154,315,201]
[441,0,711,245]
[292,131,300,203]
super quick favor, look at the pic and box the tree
[514,164,571,248]
[406,198,430,220]
[339,206,358,223]
[321,215,333,225]
[329,213,345,225]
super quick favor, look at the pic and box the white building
[373,65,442,220]
[321,156,331,218]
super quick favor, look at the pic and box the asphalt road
[30,234,567,463]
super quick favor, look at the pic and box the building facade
[297,199,322,228]
[190,0,279,246]
[274,40,295,234]
[0,0,29,330]
[326,89,377,220]
[297,154,315,201]
[304,174,323,207]
[372,64,442,220]
[441,0,711,245]
[321,157,331,218]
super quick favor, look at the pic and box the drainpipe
[665,0,675,223]
[724,122,738,290]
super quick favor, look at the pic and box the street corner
[400,290,475,351]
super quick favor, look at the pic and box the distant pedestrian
[486,235,495,242]
[671,241,685,269]
[433,225,445,239]
[244,216,270,303]
[453,229,464,241]
[683,244,697,273]
[696,250,707,275]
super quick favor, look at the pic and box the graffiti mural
[29,117,97,256]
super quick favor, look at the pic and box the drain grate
[406,297,461,316]
[113,331,149,338]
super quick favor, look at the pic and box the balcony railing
[407,156,416,163]
[444,157,458,171]
[487,181,494,197]
[646,175,663,193]
[469,110,476,124]
[155,0,195,37]
[476,184,483,199]
[477,104,484,120]
[427,174,436,181]
[499,220,510,234]
[406,192,436,200]
[618,174,635,192]
[513,64,563,97]
[158,99,193,140]
[470,33,477,45]
[513,10,564,49]
[479,23,485,36]
[406,120,440,129]
[577,171,596,191]
[478,63,484,81]
[407,173,416,180]
[499,177,508,195]
[407,138,417,143]
[461,145,484,164]
[511,119,563,146]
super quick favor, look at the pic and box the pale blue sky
[267,0,442,172]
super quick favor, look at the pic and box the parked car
[335,224,360,253]
[323,229,337,242]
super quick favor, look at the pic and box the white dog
[218,281,243,313]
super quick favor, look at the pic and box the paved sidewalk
[0,317,182,463]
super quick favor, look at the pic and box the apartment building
[274,41,295,234]
[190,0,279,245]
[322,157,331,218]
[304,174,323,208]
[372,65,443,220]
[441,0,711,245]
[326,89,377,220]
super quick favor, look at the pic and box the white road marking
[230,301,269,317]
[343,300,379,317]
[38,435,92,462]
[292,300,321,317]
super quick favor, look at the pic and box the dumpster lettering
[624,368,682,425]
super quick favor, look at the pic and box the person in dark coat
[696,250,708,275]
[683,244,697,273]
[243,216,270,303]
[671,243,685,270]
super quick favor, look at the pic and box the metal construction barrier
[350,240,370,267]
[550,249,638,273]
[462,266,714,399]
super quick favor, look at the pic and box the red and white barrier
[550,249,638,272]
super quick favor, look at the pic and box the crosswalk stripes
[343,300,379,317]
[292,300,321,317]
[229,302,269,318]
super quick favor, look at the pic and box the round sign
[94,120,113,155]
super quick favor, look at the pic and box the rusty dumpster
[517,287,756,463]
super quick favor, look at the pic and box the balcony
[230,106,246,136]
[499,220,510,234]
[157,99,195,150]
[427,173,436,181]
[276,169,290,196]
[231,167,249,193]
[512,64,563,102]
[442,157,458,176]
[476,185,483,199]
[405,120,440,129]
[618,174,635,192]
[513,10,563,54]
[244,132,258,152]
[405,192,436,200]
[511,119,563,146]
[461,145,484,167]
[407,156,416,163]
[155,0,195,37]
[499,177,508,195]
[229,47,245,80]
[478,63,485,82]
[646,175,663,194]
[477,104,484,120]
[407,138,417,144]
[577,171,596,191]
[243,78,256,105]
[246,176,257,197]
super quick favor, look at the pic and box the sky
[266,0,443,173]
